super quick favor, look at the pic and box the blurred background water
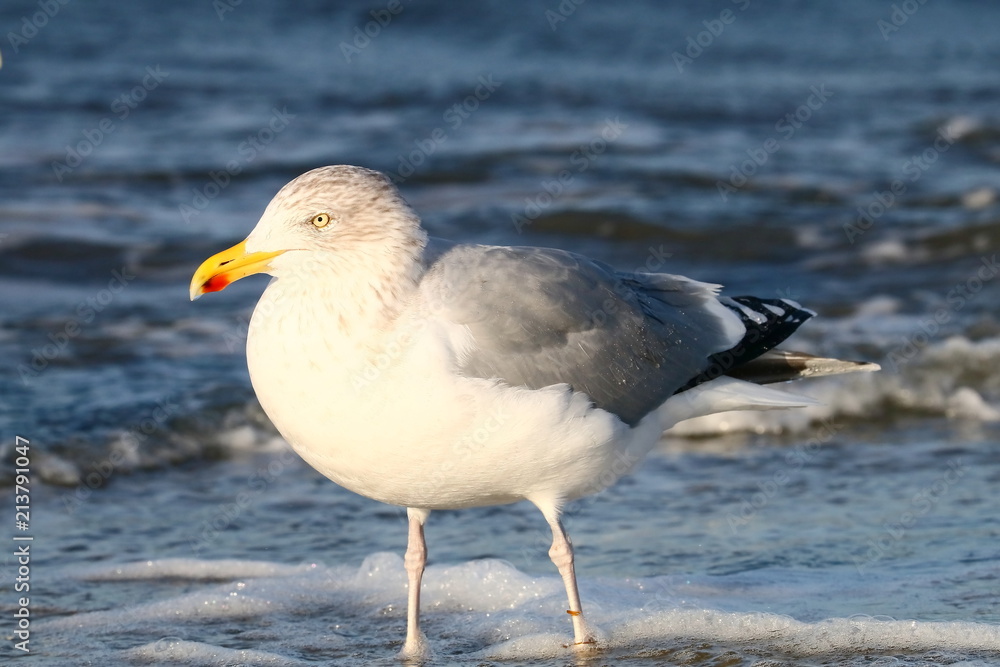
[1,0,999,664]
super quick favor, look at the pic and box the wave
[673,334,1000,437]
[34,553,1000,666]
[13,329,1000,492]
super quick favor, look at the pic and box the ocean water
[2,0,1000,664]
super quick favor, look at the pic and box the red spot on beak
[204,274,232,293]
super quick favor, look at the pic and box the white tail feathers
[659,376,821,431]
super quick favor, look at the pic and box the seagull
[190,165,877,658]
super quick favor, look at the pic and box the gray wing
[419,242,758,426]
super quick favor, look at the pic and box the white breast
[245,276,663,510]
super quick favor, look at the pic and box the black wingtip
[675,296,815,393]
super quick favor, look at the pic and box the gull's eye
[311,213,333,229]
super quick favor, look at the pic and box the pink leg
[544,513,597,647]
[401,508,429,659]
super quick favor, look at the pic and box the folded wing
[419,242,818,427]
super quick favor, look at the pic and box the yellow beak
[189,240,285,301]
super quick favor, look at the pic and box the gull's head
[189,165,423,300]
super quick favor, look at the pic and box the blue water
[2,0,1000,663]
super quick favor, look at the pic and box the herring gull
[190,165,878,657]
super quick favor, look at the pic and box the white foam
[672,334,1000,436]
[962,186,996,210]
[860,239,909,263]
[79,557,312,581]
[123,639,305,666]
[41,554,1000,664]
[946,386,1000,420]
[33,451,82,486]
